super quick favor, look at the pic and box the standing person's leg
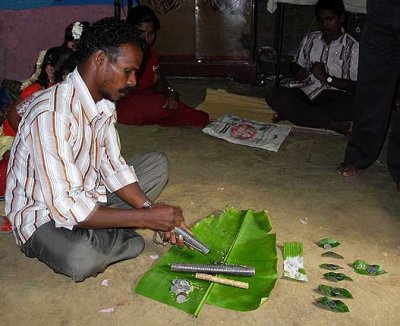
[341,1,400,175]
[107,152,169,208]
[388,109,400,187]
[386,8,400,186]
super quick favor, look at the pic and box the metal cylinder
[170,263,256,276]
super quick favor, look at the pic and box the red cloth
[0,83,43,195]
[0,154,9,196]
[2,118,16,137]
[20,83,42,100]
[116,48,209,128]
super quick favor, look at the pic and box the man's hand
[310,62,329,82]
[162,92,179,110]
[162,222,193,249]
[144,203,184,231]
[296,67,309,82]
[290,63,308,82]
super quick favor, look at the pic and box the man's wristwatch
[142,200,153,209]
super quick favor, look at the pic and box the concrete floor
[1,78,400,325]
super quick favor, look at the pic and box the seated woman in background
[0,45,72,201]
[116,5,209,128]
[6,46,73,132]
[265,0,359,136]
[0,45,72,231]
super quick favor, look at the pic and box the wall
[256,3,318,76]
[0,5,114,81]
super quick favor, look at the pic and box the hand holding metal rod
[144,201,210,255]
[173,226,210,255]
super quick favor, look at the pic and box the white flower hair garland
[71,22,84,40]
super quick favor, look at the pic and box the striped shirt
[5,69,138,245]
[295,31,359,100]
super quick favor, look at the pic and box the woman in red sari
[116,5,209,128]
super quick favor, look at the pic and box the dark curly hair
[56,51,83,81]
[37,46,73,87]
[79,17,146,62]
[315,0,345,16]
[127,5,160,30]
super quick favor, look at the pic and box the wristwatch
[326,76,333,84]
[142,200,153,209]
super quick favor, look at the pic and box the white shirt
[295,31,359,100]
[5,69,138,245]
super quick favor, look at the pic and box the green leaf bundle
[324,272,353,282]
[316,296,350,313]
[353,259,386,276]
[317,285,353,298]
[317,238,341,249]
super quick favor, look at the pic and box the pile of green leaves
[134,208,278,316]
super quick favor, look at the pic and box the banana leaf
[134,208,278,316]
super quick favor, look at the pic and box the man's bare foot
[271,111,281,123]
[338,163,358,177]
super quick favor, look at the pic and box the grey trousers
[20,152,169,282]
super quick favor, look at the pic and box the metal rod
[114,0,121,19]
[174,227,210,255]
[170,263,256,276]
[274,3,285,87]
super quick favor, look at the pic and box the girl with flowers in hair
[63,21,90,52]
[0,46,72,208]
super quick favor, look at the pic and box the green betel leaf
[324,272,353,282]
[134,208,278,316]
[317,238,341,249]
[319,263,343,271]
[316,296,350,313]
[353,259,386,276]
[317,285,353,298]
[321,251,344,259]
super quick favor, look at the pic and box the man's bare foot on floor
[271,111,281,123]
[338,163,358,177]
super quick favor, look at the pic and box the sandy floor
[1,78,400,325]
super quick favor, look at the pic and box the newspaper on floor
[202,114,291,152]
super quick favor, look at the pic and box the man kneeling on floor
[5,17,189,282]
